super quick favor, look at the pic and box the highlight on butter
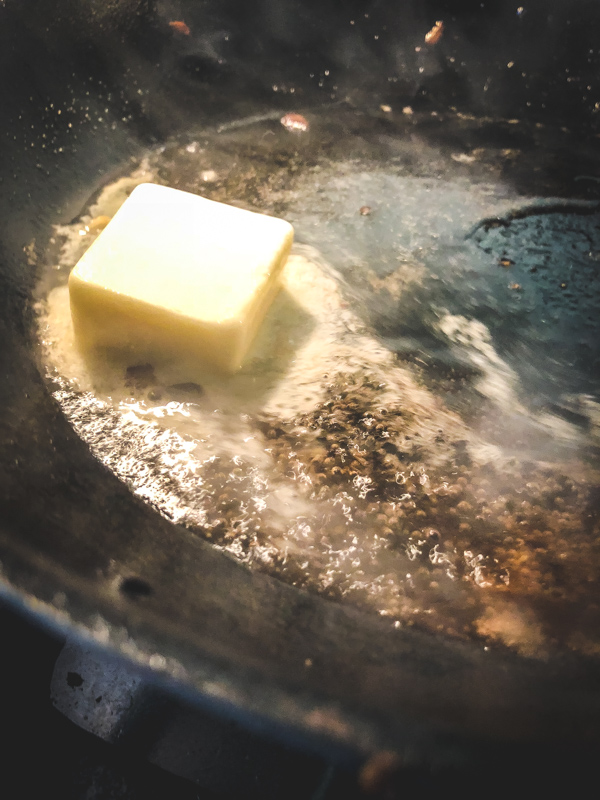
[68,183,294,373]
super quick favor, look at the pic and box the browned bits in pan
[280,113,310,133]
[359,751,401,795]
[169,20,191,35]
[425,20,444,45]
[88,215,111,233]
[166,382,204,398]
[125,363,156,390]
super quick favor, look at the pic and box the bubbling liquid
[35,115,600,660]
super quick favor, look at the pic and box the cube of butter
[68,183,294,373]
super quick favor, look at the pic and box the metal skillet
[1,0,600,770]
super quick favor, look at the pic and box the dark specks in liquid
[167,382,204,397]
[38,107,600,659]
[125,363,157,390]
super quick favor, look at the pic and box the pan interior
[35,107,600,660]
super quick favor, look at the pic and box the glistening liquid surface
[36,108,600,658]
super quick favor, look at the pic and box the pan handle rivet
[119,576,153,599]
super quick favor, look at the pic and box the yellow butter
[68,183,294,373]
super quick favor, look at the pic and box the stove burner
[0,604,592,799]
[50,638,343,798]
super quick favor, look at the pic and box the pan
[1,0,600,768]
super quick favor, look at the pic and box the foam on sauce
[35,135,600,660]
